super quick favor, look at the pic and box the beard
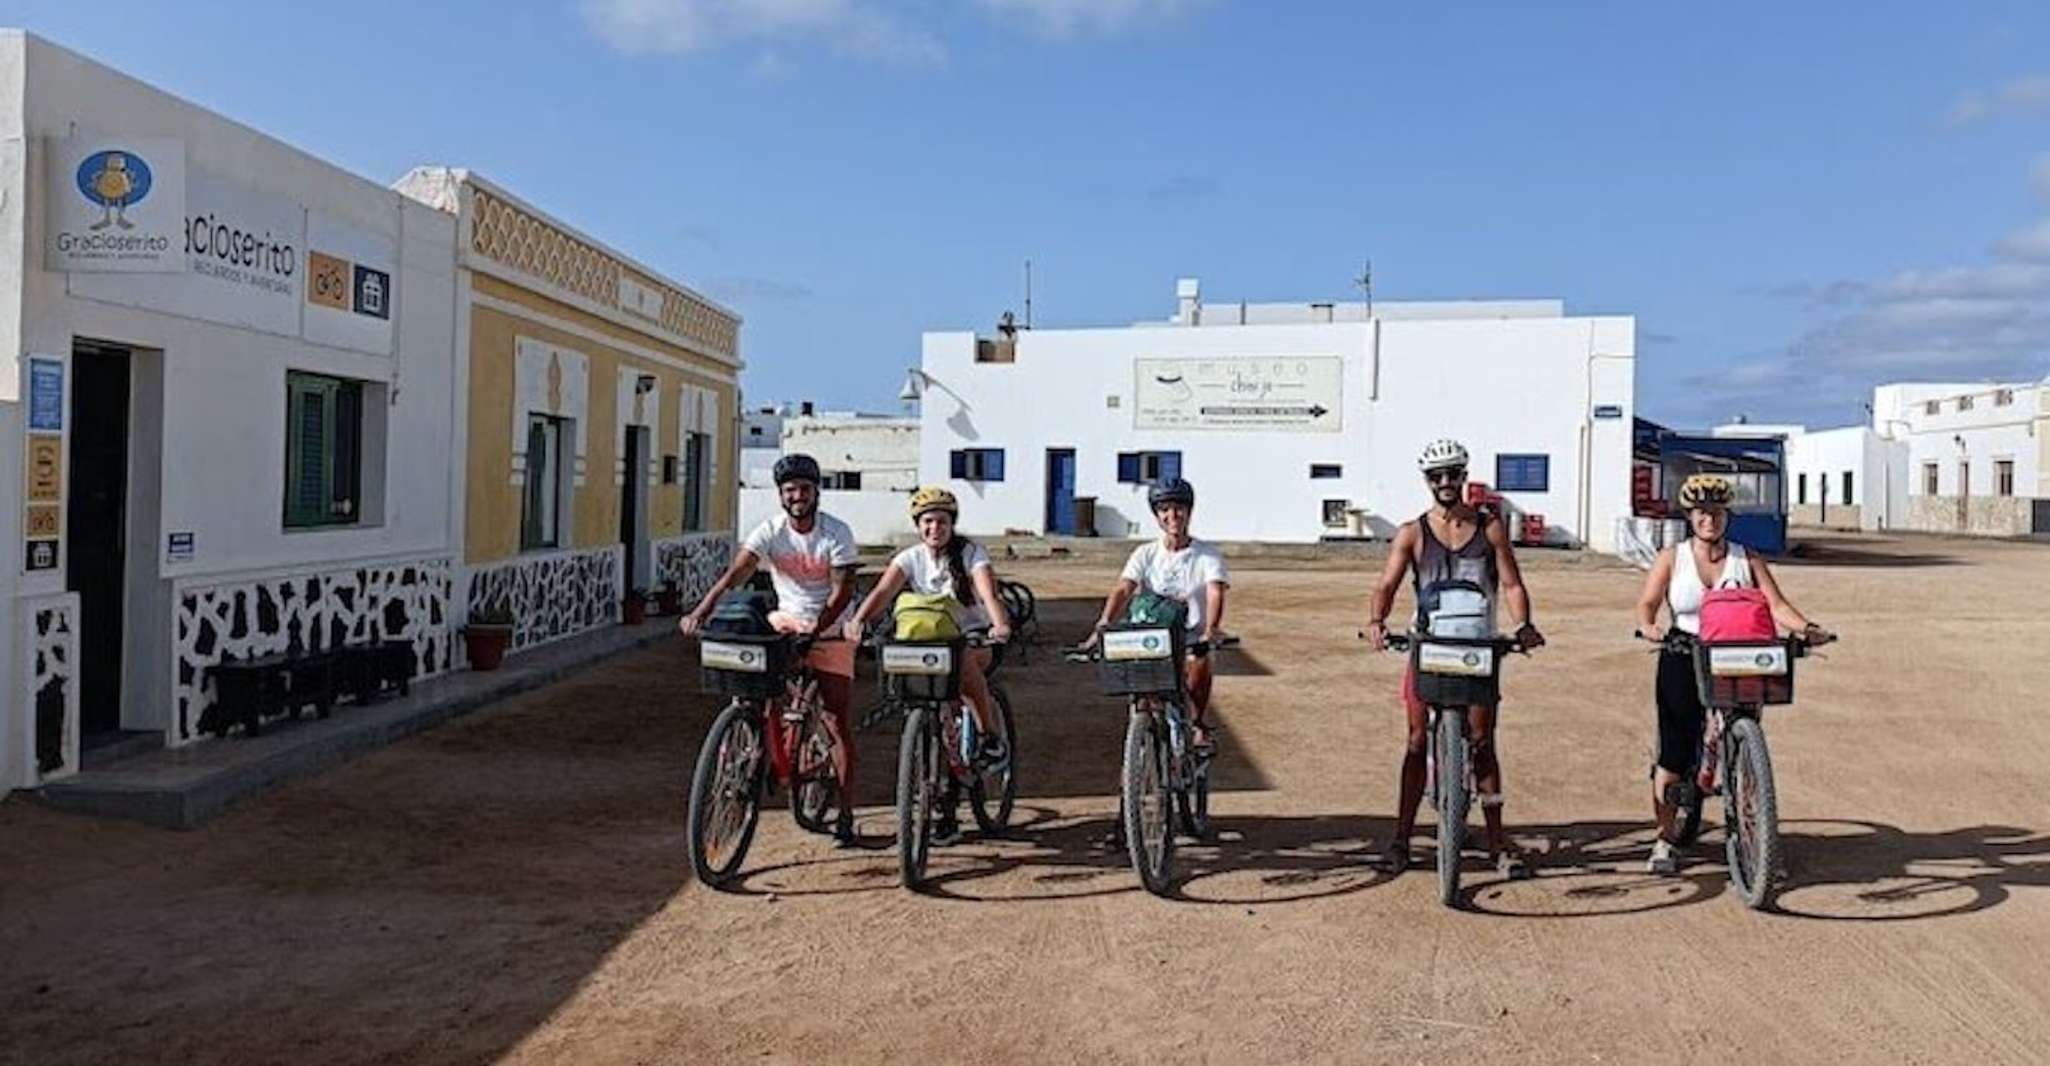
[1432,483,1463,507]
[782,496,816,520]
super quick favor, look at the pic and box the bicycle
[1065,628,1236,897]
[878,632,1017,889]
[1639,627,1832,910]
[1376,630,1530,908]
[683,632,848,886]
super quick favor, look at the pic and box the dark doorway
[68,343,131,739]
[1045,448,1077,534]
[620,425,649,592]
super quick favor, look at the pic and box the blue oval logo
[76,150,154,209]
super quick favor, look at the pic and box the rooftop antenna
[1352,260,1373,318]
[1024,258,1034,329]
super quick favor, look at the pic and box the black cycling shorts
[1654,648,1706,775]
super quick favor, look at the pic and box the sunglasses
[1425,468,1467,485]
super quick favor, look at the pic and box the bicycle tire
[1435,708,1470,908]
[787,710,843,834]
[687,699,764,886]
[1723,716,1780,910]
[897,705,939,890]
[968,685,1018,835]
[1123,711,1176,896]
[1675,789,1705,847]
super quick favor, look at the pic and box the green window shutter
[522,414,551,549]
[285,373,337,528]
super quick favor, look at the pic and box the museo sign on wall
[1133,356,1345,433]
[46,135,187,272]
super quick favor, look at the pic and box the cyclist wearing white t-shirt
[680,454,862,842]
[844,488,1014,829]
[1084,478,1231,748]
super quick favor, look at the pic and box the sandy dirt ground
[4,533,2049,1065]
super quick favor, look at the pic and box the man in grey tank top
[1365,439,1545,879]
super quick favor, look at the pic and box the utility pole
[1024,258,1034,329]
[1352,260,1373,318]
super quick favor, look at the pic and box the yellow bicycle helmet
[1678,474,1735,510]
[908,485,959,520]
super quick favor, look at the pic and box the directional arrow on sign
[1307,405,1329,418]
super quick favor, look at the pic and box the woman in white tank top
[1631,476,1831,876]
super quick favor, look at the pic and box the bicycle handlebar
[1634,628,1836,654]
[1357,631,1530,655]
[1062,633,1237,663]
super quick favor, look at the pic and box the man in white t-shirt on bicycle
[680,453,861,843]
[1084,477,1231,750]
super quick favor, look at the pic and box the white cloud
[580,0,946,65]
[973,0,1210,38]
[1995,219,2050,262]
[1946,72,2050,126]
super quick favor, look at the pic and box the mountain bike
[1066,628,1236,897]
[683,633,848,885]
[1640,628,1832,910]
[875,632,1016,889]
[1382,631,1529,908]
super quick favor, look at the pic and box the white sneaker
[1647,839,1679,875]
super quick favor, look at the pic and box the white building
[1767,379,2048,536]
[737,401,922,545]
[914,278,1637,549]
[1873,380,2048,535]
[1783,426,1904,532]
[2,32,458,791]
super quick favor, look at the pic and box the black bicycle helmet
[772,453,822,486]
[1148,477,1195,510]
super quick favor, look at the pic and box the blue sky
[12,1,2050,428]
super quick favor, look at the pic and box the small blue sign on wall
[28,358,63,431]
[168,532,195,563]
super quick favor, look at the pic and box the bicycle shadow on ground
[1451,817,2050,921]
[915,810,1396,906]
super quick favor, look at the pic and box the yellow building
[398,169,740,655]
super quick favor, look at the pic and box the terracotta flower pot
[622,595,648,626]
[656,588,683,616]
[463,624,513,671]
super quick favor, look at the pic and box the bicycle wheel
[1674,786,1706,847]
[1434,708,1470,908]
[1122,711,1176,896]
[968,684,1018,835]
[1176,725,1211,840]
[787,710,843,834]
[687,699,765,886]
[897,706,940,889]
[1723,716,1780,910]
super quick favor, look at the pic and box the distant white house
[915,277,1637,549]
[738,401,922,544]
[1767,379,2048,536]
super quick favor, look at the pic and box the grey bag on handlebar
[1418,579,1495,639]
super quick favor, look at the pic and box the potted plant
[622,588,649,626]
[464,602,515,671]
[656,580,683,616]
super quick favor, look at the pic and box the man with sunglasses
[1364,439,1545,878]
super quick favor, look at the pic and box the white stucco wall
[917,310,1635,550]
[3,33,458,756]
[781,415,919,491]
[1784,426,1906,530]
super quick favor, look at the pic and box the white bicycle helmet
[1417,439,1470,473]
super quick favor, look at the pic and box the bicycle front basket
[881,639,964,702]
[699,634,791,698]
[1098,624,1183,696]
[1693,640,1795,708]
[1410,636,1503,707]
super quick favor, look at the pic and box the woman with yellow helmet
[1632,474,1831,874]
[844,487,1013,844]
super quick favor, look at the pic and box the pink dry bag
[1700,587,1775,643]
